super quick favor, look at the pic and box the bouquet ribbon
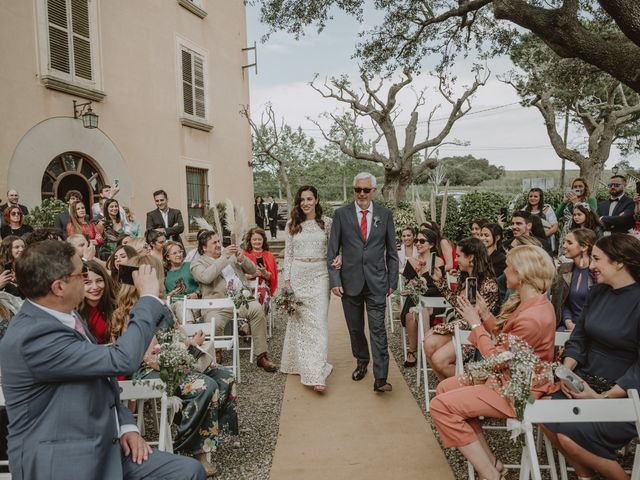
[506,418,533,442]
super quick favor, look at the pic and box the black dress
[489,249,506,278]
[399,261,444,327]
[546,283,640,459]
[0,224,33,239]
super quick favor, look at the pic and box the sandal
[403,351,417,368]
[313,385,326,393]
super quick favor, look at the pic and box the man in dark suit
[0,240,204,480]
[145,189,184,243]
[53,189,83,237]
[327,172,399,393]
[265,196,279,239]
[597,175,635,234]
[0,189,29,226]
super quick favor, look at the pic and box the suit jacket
[53,209,71,235]
[145,208,184,243]
[265,202,278,221]
[0,297,171,480]
[190,253,257,300]
[327,202,399,297]
[597,193,635,233]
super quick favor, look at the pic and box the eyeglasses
[353,187,373,194]
[416,238,428,244]
[608,183,623,187]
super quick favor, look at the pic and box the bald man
[0,190,29,226]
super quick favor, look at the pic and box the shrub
[454,191,510,240]
[378,196,460,240]
[24,198,66,229]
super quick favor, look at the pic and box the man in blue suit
[0,240,204,480]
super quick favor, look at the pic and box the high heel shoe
[403,351,417,368]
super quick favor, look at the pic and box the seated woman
[420,221,456,272]
[0,207,33,239]
[424,237,500,380]
[429,245,557,480]
[551,228,596,332]
[399,228,445,368]
[163,240,200,324]
[79,260,116,344]
[66,201,104,249]
[111,255,238,477]
[497,234,542,302]
[469,218,489,240]
[146,229,167,262]
[242,227,278,304]
[0,236,25,299]
[105,244,137,284]
[570,203,604,239]
[481,223,506,278]
[542,233,640,480]
[397,226,417,272]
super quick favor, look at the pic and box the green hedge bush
[24,198,66,229]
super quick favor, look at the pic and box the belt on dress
[294,258,325,263]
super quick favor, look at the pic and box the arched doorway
[41,152,106,210]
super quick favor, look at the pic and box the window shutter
[70,0,92,80]
[193,55,205,118]
[47,0,71,74]
[182,49,194,116]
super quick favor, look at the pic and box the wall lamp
[73,100,99,129]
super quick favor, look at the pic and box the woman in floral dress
[281,185,335,393]
[111,255,237,476]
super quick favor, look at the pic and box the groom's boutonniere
[373,215,381,227]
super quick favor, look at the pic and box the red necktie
[360,210,368,242]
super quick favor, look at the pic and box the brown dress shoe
[256,353,278,372]
[198,457,217,477]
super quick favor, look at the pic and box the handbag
[189,340,217,373]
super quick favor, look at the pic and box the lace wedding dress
[280,217,333,386]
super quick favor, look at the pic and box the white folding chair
[453,327,571,479]
[386,274,404,334]
[521,389,640,480]
[0,388,10,479]
[181,298,241,383]
[416,295,451,412]
[118,379,171,452]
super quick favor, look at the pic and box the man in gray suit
[327,172,399,392]
[0,240,204,480]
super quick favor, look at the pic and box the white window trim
[175,36,212,132]
[178,0,207,19]
[34,0,105,101]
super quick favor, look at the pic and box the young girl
[570,203,604,238]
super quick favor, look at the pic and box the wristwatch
[471,323,481,330]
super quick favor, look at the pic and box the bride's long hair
[288,185,325,235]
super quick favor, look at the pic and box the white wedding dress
[280,217,333,386]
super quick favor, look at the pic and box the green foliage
[453,191,510,239]
[24,198,66,229]
[320,200,335,219]
[419,155,504,186]
[378,196,460,240]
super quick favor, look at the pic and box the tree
[309,69,487,204]
[254,1,640,94]
[505,33,640,189]
[422,155,504,186]
[241,103,318,208]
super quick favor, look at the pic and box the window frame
[175,36,212,131]
[178,0,207,18]
[35,0,105,101]
[185,164,211,233]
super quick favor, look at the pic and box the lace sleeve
[283,222,294,282]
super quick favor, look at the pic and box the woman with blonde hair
[111,255,237,476]
[429,245,557,480]
[127,237,151,256]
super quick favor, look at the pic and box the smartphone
[466,277,478,305]
[114,179,119,187]
[118,264,139,285]
[429,251,437,276]
[499,207,508,219]
[3,261,12,272]
[256,257,265,268]
[555,365,585,393]
[230,233,237,245]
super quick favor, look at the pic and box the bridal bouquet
[402,276,429,305]
[134,329,194,395]
[273,288,303,315]
[226,281,255,310]
[464,334,553,423]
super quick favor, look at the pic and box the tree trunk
[278,164,293,210]
[342,172,347,202]
[580,160,606,192]
[381,166,413,204]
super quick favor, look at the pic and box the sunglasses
[353,187,373,194]
[10,211,21,216]
[416,238,429,244]
[608,183,623,187]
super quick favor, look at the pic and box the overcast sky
[245,4,635,172]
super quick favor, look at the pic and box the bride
[281,185,336,393]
